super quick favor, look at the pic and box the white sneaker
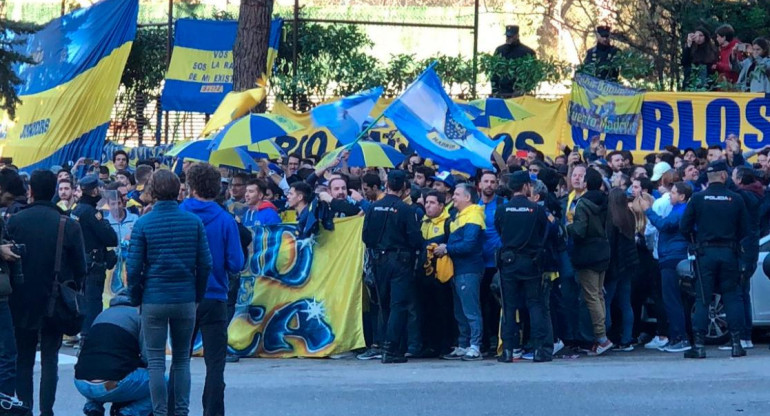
[644,336,669,350]
[742,340,754,349]
[461,346,483,361]
[441,347,467,360]
[553,339,565,355]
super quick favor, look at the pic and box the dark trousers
[82,266,106,340]
[15,322,63,416]
[741,279,753,341]
[418,276,455,355]
[169,299,228,416]
[692,247,745,340]
[226,274,240,323]
[0,300,16,396]
[406,274,422,355]
[500,263,553,354]
[660,266,688,342]
[549,278,565,342]
[633,248,668,338]
[481,267,501,352]
[372,252,414,355]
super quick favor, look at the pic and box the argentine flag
[384,67,496,173]
[311,86,384,145]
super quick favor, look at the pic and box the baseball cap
[431,171,456,188]
[650,162,673,181]
[596,25,611,37]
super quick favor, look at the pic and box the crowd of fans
[0,135,769,414]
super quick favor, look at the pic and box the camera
[9,243,25,286]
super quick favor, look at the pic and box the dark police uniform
[491,25,536,98]
[680,161,750,358]
[494,171,552,362]
[71,176,118,341]
[362,171,423,363]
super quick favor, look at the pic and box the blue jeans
[75,368,152,416]
[452,273,483,348]
[660,266,687,342]
[0,300,16,396]
[605,275,634,345]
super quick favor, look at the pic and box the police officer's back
[362,170,423,364]
[680,161,749,359]
[492,25,536,98]
[494,171,552,362]
[71,175,118,342]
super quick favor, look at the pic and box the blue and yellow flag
[384,67,496,174]
[228,217,365,357]
[568,73,644,136]
[162,17,283,114]
[266,17,284,80]
[0,0,138,171]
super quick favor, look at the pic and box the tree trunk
[233,0,273,112]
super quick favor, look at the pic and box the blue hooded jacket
[180,198,245,301]
[645,202,688,267]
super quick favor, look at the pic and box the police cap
[79,174,103,192]
[508,170,531,189]
[505,25,519,37]
[706,160,728,174]
[387,169,407,190]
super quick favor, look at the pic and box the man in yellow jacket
[419,190,455,357]
[434,183,486,361]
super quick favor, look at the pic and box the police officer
[680,161,750,359]
[494,171,553,362]
[71,175,118,344]
[491,25,536,98]
[362,170,423,364]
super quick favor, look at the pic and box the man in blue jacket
[434,183,486,361]
[179,163,244,416]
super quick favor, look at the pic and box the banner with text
[0,0,138,171]
[270,93,770,163]
[227,217,366,358]
[568,73,644,136]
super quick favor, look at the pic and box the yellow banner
[227,217,366,357]
[165,46,234,84]
[271,92,770,163]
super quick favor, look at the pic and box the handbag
[45,216,84,336]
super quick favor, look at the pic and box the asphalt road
[35,345,770,416]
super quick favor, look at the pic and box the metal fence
[10,0,485,147]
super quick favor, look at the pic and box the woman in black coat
[604,188,639,351]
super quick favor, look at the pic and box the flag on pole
[310,87,384,145]
[383,68,495,173]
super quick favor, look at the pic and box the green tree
[0,19,38,119]
[117,27,168,145]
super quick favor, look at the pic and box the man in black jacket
[566,168,613,356]
[491,25,536,97]
[8,170,88,416]
[71,175,119,344]
[582,26,620,81]
[74,290,150,416]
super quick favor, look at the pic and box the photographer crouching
[0,215,26,412]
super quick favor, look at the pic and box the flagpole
[351,61,439,147]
